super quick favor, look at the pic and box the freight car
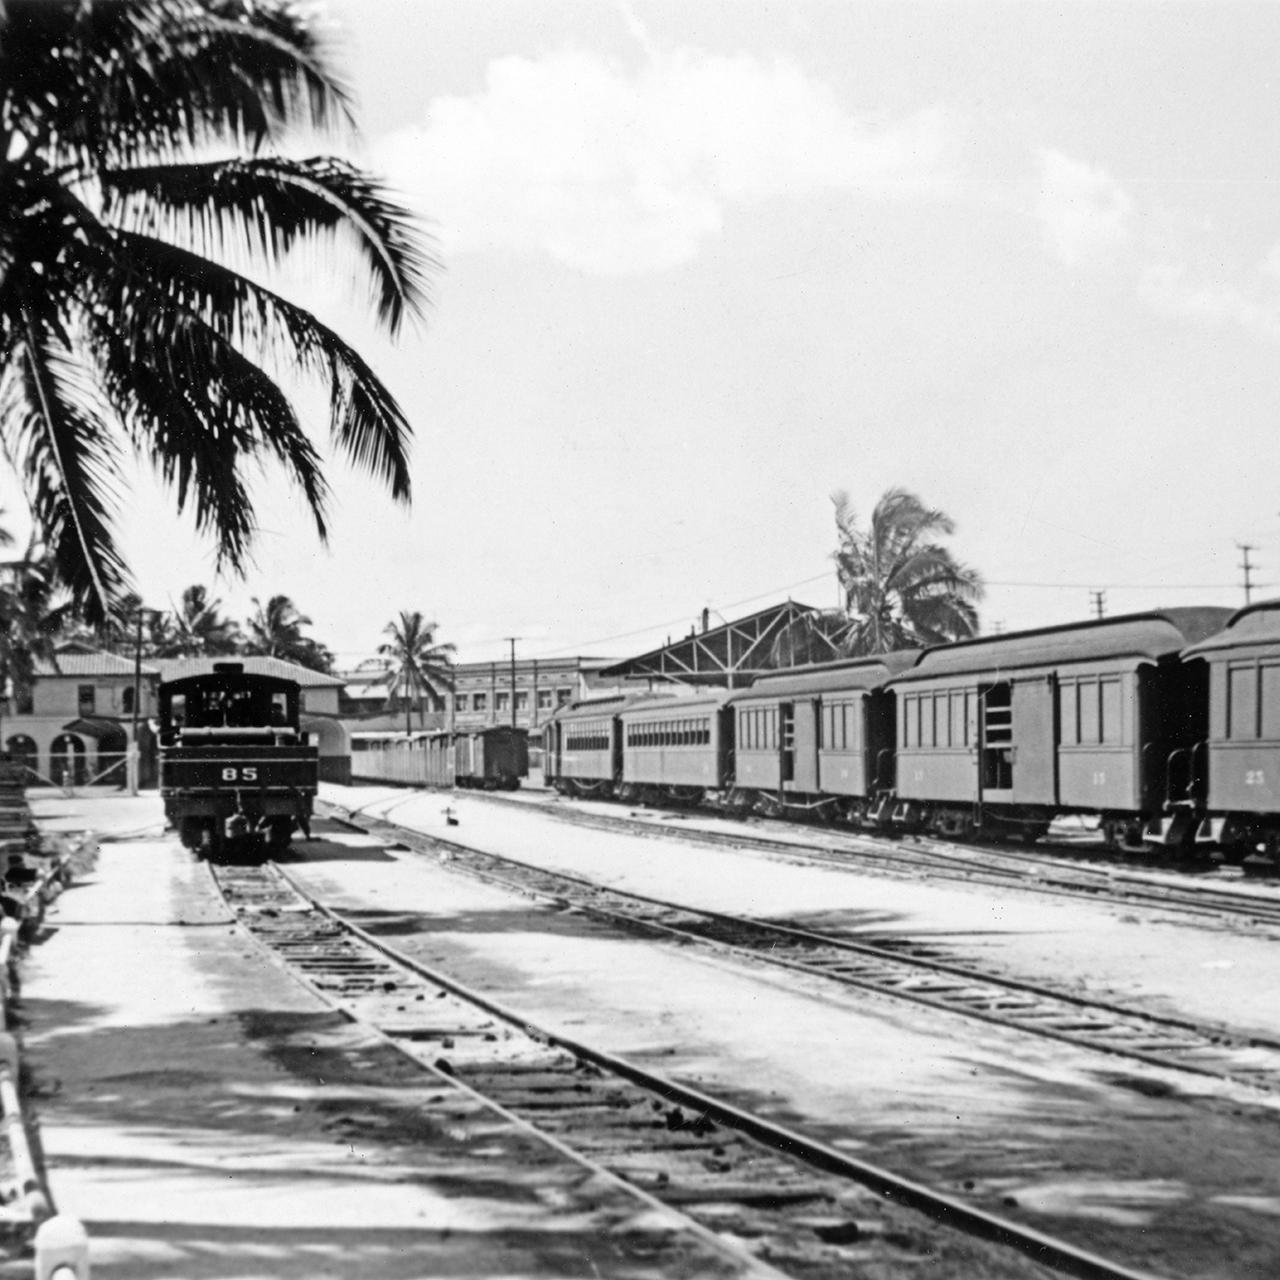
[158,662,318,860]
[454,726,529,790]
[350,727,529,790]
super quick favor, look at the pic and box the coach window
[1100,679,1123,744]
[1078,678,1100,744]
[1058,680,1078,746]
[121,687,135,715]
[1261,665,1280,740]
[1229,664,1259,739]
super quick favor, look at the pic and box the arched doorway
[49,734,86,786]
[5,735,38,782]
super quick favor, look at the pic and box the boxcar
[727,654,916,819]
[886,609,1231,845]
[1181,600,1280,863]
[617,692,732,802]
[454,726,529,790]
[350,731,454,787]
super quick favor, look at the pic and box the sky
[104,0,1280,667]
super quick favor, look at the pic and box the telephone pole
[1238,543,1257,605]
[505,637,521,729]
[1089,590,1106,620]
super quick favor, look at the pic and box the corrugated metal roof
[891,609,1233,683]
[620,691,732,718]
[729,651,920,702]
[152,657,345,687]
[1183,599,1280,656]
[35,646,155,678]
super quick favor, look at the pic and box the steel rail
[326,805,1280,1094]
[245,857,1169,1280]
[457,791,1280,931]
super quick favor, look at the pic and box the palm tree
[0,534,76,732]
[0,0,431,624]
[245,594,332,673]
[831,487,984,654]
[378,612,456,734]
[172,584,240,656]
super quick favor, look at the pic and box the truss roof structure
[599,602,833,687]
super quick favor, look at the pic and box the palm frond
[103,230,414,501]
[1,314,129,622]
[103,156,433,334]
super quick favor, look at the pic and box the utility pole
[129,608,143,794]
[505,637,521,729]
[1089,590,1107,620]
[1238,543,1257,605]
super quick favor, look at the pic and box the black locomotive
[545,601,1280,868]
[158,662,318,860]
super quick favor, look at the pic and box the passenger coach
[886,608,1231,846]
[1182,599,1280,862]
[618,692,732,803]
[726,654,916,819]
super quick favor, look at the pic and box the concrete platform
[11,799,772,1280]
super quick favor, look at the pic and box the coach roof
[889,608,1232,683]
[729,651,920,701]
[1183,598,1280,656]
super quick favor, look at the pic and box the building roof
[729,651,921,701]
[35,644,156,679]
[1183,599,1280,656]
[891,608,1234,684]
[599,602,830,685]
[152,656,345,687]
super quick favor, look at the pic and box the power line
[1089,590,1107,620]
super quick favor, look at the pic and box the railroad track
[211,859,1161,1280]
[323,802,1280,1096]
[466,790,1280,934]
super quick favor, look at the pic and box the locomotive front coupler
[225,793,250,841]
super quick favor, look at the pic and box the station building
[3,646,351,786]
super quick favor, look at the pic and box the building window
[455,693,468,712]
[78,685,95,715]
[557,688,572,706]
[496,691,510,713]
[122,687,135,715]
[538,689,553,710]
[473,693,487,713]
[515,691,529,711]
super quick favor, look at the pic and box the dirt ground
[303,782,1280,1280]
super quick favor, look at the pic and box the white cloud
[1140,261,1280,345]
[1035,148,1133,266]
[374,49,952,274]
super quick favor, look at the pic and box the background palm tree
[378,612,456,734]
[245,594,333,673]
[172,584,240,657]
[0,534,76,730]
[831,487,984,654]
[0,0,432,623]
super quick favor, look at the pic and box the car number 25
[221,766,258,782]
